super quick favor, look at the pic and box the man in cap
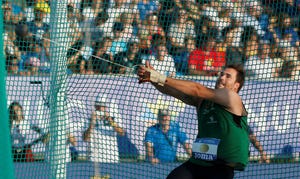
[83,99,125,163]
[144,108,192,164]
[26,1,50,42]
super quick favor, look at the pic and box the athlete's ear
[234,82,240,92]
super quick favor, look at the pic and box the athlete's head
[215,64,245,93]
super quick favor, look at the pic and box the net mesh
[2,0,300,178]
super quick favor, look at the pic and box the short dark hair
[226,64,245,92]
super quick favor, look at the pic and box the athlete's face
[215,68,240,92]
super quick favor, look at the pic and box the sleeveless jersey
[189,100,249,171]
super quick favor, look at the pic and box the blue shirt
[144,121,188,162]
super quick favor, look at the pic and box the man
[145,109,192,164]
[137,61,249,179]
[83,100,125,163]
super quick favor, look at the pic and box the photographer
[83,99,125,163]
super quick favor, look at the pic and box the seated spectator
[6,54,20,75]
[25,0,50,24]
[158,0,183,34]
[9,101,49,162]
[91,37,113,74]
[113,36,142,74]
[2,1,22,40]
[26,1,50,42]
[188,35,226,76]
[145,109,192,164]
[82,46,95,75]
[3,31,22,75]
[230,0,266,38]
[119,11,139,41]
[108,22,128,57]
[174,36,196,76]
[138,12,165,57]
[23,39,50,75]
[219,26,244,65]
[244,39,279,79]
[167,9,196,65]
[66,4,83,50]
[142,34,176,77]
[90,11,109,45]
[270,13,300,47]
[136,0,159,22]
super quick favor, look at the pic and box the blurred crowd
[2,0,300,79]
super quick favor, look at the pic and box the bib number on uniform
[192,138,220,161]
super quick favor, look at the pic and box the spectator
[9,101,49,162]
[271,13,300,47]
[6,54,20,75]
[145,109,192,164]
[25,0,50,23]
[269,28,300,80]
[80,10,109,51]
[83,98,125,163]
[90,11,109,45]
[105,0,130,33]
[175,36,196,76]
[219,26,244,65]
[200,0,231,36]
[230,0,266,38]
[194,17,218,49]
[26,1,50,43]
[143,34,176,77]
[108,22,128,57]
[244,39,279,79]
[2,1,21,40]
[23,38,51,75]
[91,37,113,74]
[66,4,83,50]
[138,13,165,57]
[136,0,159,22]
[113,36,142,74]
[3,32,22,74]
[81,0,106,21]
[158,0,183,34]
[119,11,139,41]
[167,9,196,64]
[188,34,226,76]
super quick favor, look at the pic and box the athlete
[137,61,249,179]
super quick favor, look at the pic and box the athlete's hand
[137,61,167,86]
[137,61,154,84]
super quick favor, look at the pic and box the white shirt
[144,54,176,76]
[87,110,123,163]
[244,56,276,79]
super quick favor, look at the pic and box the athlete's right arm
[153,82,202,106]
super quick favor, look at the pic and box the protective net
[2,0,300,178]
